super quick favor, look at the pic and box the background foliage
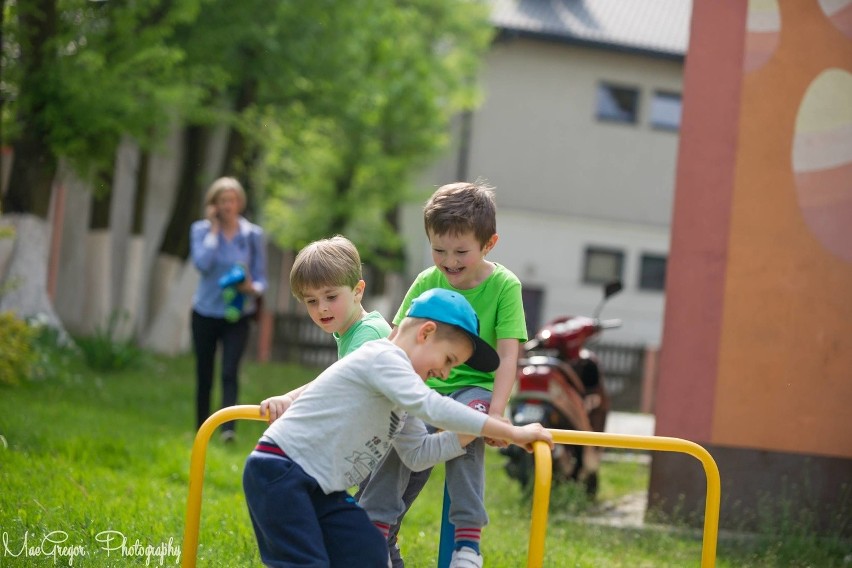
[1,0,493,268]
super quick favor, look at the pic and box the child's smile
[428,231,496,290]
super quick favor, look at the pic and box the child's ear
[483,234,499,254]
[354,279,366,299]
[417,321,438,343]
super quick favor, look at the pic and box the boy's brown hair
[398,317,473,352]
[290,235,363,301]
[423,181,497,247]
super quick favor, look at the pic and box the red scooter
[501,281,623,496]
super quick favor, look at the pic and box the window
[583,247,624,285]
[639,253,667,291]
[596,83,639,124]
[650,91,682,130]
[521,286,544,340]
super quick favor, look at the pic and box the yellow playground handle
[182,405,267,568]
[181,410,721,568]
[526,430,721,568]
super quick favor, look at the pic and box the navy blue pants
[243,450,389,567]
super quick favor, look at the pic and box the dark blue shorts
[243,447,389,567]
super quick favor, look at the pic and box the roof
[490,0,692,59]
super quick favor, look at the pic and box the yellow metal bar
[527,430,721,568]
[527,441,553,568]
[181,405,268,568]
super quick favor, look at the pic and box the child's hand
[260,395,294,423]
[511,423,553,453]
[485,413,511,448]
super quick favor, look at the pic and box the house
[401,0,693,348]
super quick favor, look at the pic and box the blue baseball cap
[406,289,500,373]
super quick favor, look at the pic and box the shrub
[0,311,38,386]
[75,311,142,372]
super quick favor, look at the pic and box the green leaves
[254,0,494,265]
[4,0,494,268]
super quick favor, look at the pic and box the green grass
[1,350,849,566]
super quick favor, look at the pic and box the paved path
[605,411,656,437]
[597,411,657,526]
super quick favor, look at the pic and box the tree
[1,0,495,350]
[255,0,494,272]
[0,0,204,328]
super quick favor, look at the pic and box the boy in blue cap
[243,289,552,567]
[359,181,526,567]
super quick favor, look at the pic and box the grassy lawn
[1,347,849,566]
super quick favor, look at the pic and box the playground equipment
[183,405,266,568]
[527,431,721,568]
[182,406,721,567]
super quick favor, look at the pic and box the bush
[74,311,142,372]
[0,311,39,386]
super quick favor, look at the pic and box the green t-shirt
[334,310,392,358]
[392,263,527,394]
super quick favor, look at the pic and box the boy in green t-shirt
[358,182,527,568]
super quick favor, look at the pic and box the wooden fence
[593,342,647,412]
[257,314,649,412]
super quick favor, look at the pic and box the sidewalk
[595,411,657,527]
[605,411,656,437]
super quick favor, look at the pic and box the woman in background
[190,176,267,442]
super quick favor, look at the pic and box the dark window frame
[582,246,625,286]
[638,252,667,291]
[596,82,640,125]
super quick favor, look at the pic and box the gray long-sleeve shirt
[263,339,488,493]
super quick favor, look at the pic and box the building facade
[402,0,692,347]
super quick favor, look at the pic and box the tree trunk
[53,165,93,335]
[2,0,59,218]
[144,123,225,353]
[108,137,141,340]
[2,136,56,218]
[159,124,210,259]
[0,214,70,343]
[80,167,115,333]
[221,78,259,217]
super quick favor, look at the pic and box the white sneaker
[449,547,483,568]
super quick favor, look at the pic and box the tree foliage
[253,1,494,270]
[1,0,207,216]
[2,0,494,270]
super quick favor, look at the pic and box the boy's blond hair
[423,181,497,247]
[290,235,363,301]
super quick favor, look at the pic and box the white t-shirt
[263,339,488,493]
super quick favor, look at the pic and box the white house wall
[469,38,683,226]
[407,37,684,348]
[401,202,667,347]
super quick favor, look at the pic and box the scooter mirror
[593,280,623,320]
[604,280,623,299]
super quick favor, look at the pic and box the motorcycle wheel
[584,472,599,498]
[501,445,535,488]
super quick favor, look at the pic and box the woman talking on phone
[189,176,267,442]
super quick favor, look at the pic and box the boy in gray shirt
[243,289,552,567]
